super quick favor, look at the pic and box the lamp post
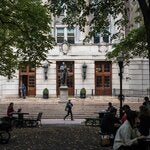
[82,63,87,80]
[43,63,49,80]
[117,55,124,118]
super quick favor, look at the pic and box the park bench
[24,112,43,127]
[84,117,101,126]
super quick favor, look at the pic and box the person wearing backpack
[64,100,74,121]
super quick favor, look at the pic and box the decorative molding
[59,40,70,55]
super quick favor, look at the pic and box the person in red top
[121,105,131,124]
[7,102,15,117]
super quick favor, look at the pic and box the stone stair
[0,96,143,119]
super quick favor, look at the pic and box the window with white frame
[93,33,110,44]
[67,28,74,44]
[57,28,64,44]
[56,27,75,44]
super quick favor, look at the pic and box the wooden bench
[85,117,100,126]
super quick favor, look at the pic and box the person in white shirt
[113,111,146,150]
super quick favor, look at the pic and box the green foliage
[49,0,126,37]
[43,88,49,95]
[0,0,54,77]
[106,26,147,61]
[80,88,86,98]
[80,88,86,94]
[49,0,150,60]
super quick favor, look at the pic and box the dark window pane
[104,64,110,72]
[57,28,64,43]
[57,37,64,43]
[68,37,74,44]
[67,28,74,44]
[104,76,110,87]
[103,35,109,43]
[96,76,102,87]
[94,35,100,43]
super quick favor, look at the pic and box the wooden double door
[19,66,36,96]
[56,61,74,96]
[95,61,112,95]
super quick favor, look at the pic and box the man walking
[64,100,74,121]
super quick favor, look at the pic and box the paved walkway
[42,119,85,125]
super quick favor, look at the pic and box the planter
[43,88,49,99]
[80,88,86,98]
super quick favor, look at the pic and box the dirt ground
[0,125,112,150]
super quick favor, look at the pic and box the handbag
[65,106,68,111]
[100,134,111,146]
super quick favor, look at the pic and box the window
[57,28,64,43]
[67,28,74,44]
[56,27,74,44]
[96,76,102,87]
[94,33,100,43]
[104,76,110,87]
[103,34,109,43]
[104,64,110,72]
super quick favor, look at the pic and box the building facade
[0,1,149,98]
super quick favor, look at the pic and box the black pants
[64,110,73,120]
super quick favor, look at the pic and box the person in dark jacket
[101,107,120,136]
[143,96,150,109]
[139,105,150,136]
[64,100,74,121]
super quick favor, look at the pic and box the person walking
[64,100,74,121]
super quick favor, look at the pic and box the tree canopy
[49,0,126,37]
[49,0,150,61]
[106,26,147,61]
[0,0,54,78]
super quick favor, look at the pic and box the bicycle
[0,118,12,144]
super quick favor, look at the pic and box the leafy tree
[49,0,126,37]
[49,0,150,59]
[0,0,54,78]
[106,26,147,61]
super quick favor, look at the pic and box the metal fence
[75,88,150,98]
[112,89,150,98]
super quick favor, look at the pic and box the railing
[112,89,150,98]
[75,88,150,98]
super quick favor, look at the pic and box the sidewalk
[42,119,85,125]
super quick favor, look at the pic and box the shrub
[43,88,49,99]
[80,88,86,98]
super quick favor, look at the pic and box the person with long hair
[7,102,15,117]
[113,111,146,150]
